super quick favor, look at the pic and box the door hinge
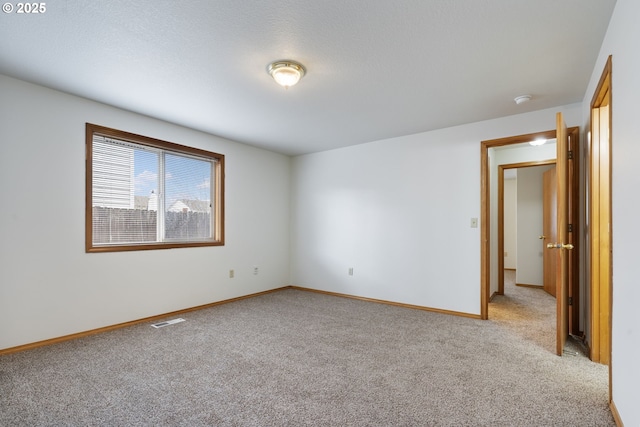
[568,297,573,306]
[568,150,574,160]
[568,224,573,233]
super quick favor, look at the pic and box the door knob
[546,243,574,250]
[539,235,546,240]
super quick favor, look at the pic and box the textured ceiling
[0,0,616,155]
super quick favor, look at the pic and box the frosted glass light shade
[268,61,306,88]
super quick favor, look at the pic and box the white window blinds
[91,134,215,246]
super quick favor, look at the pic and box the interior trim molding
[0,287,289,356]
[290,286,482,319]
[1,285,483,356]
[515,283,545,289]
[609,400,623,426]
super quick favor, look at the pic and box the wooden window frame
[85,123,225,252]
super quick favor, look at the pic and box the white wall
[515,165,554,286]
[291,105,578,315]
[503,178,517,270]
[582,0,640,424]
[0,75,292,350]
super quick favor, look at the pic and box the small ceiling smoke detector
[514,95,532,105]
[268,60,306,88]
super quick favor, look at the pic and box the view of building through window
[87,124,224,251]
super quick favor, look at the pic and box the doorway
[480,126,581,351]
[497,159,556,297]
[492,160,559,354]
[589,56,612,366]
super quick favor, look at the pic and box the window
[86,123,224,252]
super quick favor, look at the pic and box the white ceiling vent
[151,318,185,328]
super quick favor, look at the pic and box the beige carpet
[490,270,558,354]
[490,270,588,356]
[0,278,614,426]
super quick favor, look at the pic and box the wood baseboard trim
[0,287,289,356]
[2,285,482,355]
[609,399,623,426]
[289,286,482,320]
[489,291,498,302]
[504,268,516,271]
[515,283,544,289]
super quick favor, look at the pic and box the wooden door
[589,56,612,364]
[542,166,557,297]
[552,112,571,356]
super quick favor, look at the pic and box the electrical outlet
[229,269,234,278]
[470,218,478,228]
[253,266,259,275]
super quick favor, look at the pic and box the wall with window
[0,75,291,350]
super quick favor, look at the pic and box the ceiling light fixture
[268,60,306,88]
[529,138,547,146]
[514,95,532,105]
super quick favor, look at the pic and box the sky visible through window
[134,150,212,206]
